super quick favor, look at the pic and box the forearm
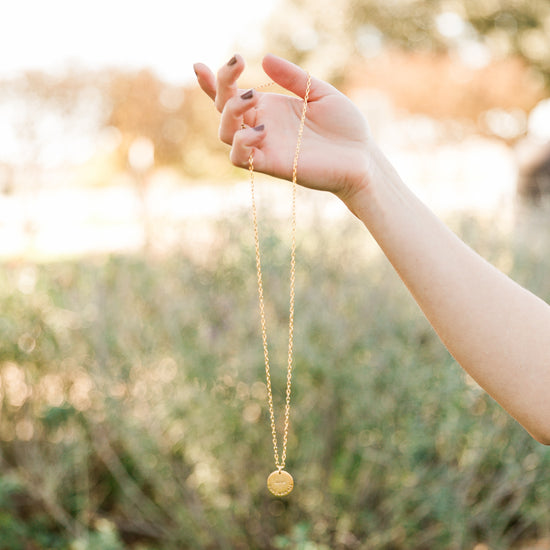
[195,53,550,442]
[347,142,550,444]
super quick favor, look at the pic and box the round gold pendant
[267,470,294,496]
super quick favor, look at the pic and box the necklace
[248,74,311,497]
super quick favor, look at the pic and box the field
[1,207,549,549]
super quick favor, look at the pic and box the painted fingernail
[240,89,254,100]
[227,55,237,66]
[253,124,265,132]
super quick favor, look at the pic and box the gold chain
[249,74,311,495]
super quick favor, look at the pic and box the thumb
[261,53,335,101]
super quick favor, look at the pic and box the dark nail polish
[253,124,265,132]
[240,89,254,100]
[227,55,237,66]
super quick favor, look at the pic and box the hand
[193,54,373,203]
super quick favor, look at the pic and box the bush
[0,211,549,549]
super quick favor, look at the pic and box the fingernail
[253,124,265,132]
[193,64,199,76]
[240,89,254,100]
[227,55,237,66]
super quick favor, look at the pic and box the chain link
[249,73,311,471]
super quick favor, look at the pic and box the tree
[265,0,550,88]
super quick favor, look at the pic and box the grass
[0,207,549,549]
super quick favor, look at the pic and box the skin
[194,53,550,445]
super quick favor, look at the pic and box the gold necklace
[248,74,311,497]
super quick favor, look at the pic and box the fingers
[193,54,245,111]
[219,88,260,145]
[262,53,335,101]
[215,54,245,112]
[193,63,216,100]
[194,55,263,147]
[230,125,266,169]
[195,53,333,111]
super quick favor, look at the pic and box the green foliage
[0,212,549,548]
[268,0,550,87]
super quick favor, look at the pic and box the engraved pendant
[267,470,294,496]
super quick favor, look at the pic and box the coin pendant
[267,470,294,496]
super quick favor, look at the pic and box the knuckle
[215,93,229,113]
[215,91,238,114]
[229,147,247,168]
[216,64,230,83]
[216,65,237,89]
[226,95,243,117]
[218,127,233,146]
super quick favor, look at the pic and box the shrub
[0,212,549,549]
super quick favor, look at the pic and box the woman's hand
[193,54,373,204]
[195,54,550,445]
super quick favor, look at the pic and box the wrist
[338,141,395,221]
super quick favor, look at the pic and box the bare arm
[349,147,550,444]
[194,54,550,444]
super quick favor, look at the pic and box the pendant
[267,470,294,496]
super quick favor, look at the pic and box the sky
[0,0,278,84]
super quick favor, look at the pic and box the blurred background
[1,0,550,548]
